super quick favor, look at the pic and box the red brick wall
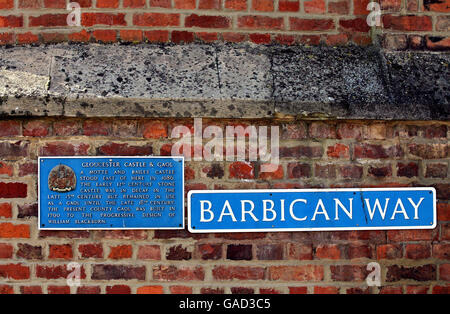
[0,0,448,49]
[0,117,449,294]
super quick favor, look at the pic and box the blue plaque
[39,156,184,230]
[188,188,436,233]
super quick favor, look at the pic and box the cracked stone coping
[0,43,448,120]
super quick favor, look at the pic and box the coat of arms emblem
[48,164,76,192]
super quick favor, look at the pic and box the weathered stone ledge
[0,43,448,120]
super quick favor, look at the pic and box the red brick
[279,0,300,11]
[123,0,145,7]
[249,33,271,44]
[287,243,313,260]
[97,142,152,156]
[120,30,143,42]
[20,286,42,294]
[199,0,221,9]
[82,13,126,27]
[259,164,283,180]
[0,203,12,218]
[387,230,433,242]
[96,230,147,240]
[309,122,336,138]
[383,15,433,31]
[0,0,14,9]
[144,30,169,42]
[252,0,274,11]
[37,264,86,280]
[171,31,195,43]
[257,244,283,260]
[29,14,67,27]
[186,14,231,28]
[280,145,323,158]
[406,285,429,294]
[0,285,13,294]
[440,264,450,281]
[133,13,180,27]
[229,161,255,179]
[0,223,29,238]
[174,0,195,9]
[0,33,13,45]
[150,0,171,8]
[260,288,281,294]
[426,36,450,51]
[353,0,370,14]
[0,243,13,259]
[325,33,350,46]
[314,286,339,294]
[433,244,449,260]
[53,120,80,136]
[213,266,265,280]
[68,30,91,42]
[222,32,246,42]
[287,163,311,178]
[225,0,246,10]
[141,121,167,139]
[379,286,403,294]
[355,144,403,159]
[275,34,295,45]
[0,121,21,136]
[330,265,368,281]
[18,162,36,176]
[238,15,283,30]
[77,286,101,294]
[17,32,39,44]
[347,244,372,259]
[405,244,431,259]
[170,286,192,294]
[270,265,324,281]
[327,144,349,158]
[44,0,65,8]
[424,0,450,12]
[0,264,30,280]
[49,244,73,260]
[197,244,222,260]
[304,0,326,13]
[96,0,118,7]
[137,286,164,294]
[289,287,308,294]
[78,244,103,259]
[48,286,70,294]
[41,142,89,156]
[106,285,131,294]
[315,244,341,260]
[377,244,402,259]
[16,243,42,260]
[92,30,117,43]
[137,245,161,260]
[153,265,204,281]
[339,18,370,32]
[438,203,450,221]
[339,165,363,179]
[328,1,350,14]
[82,120,111,136]
[0,15,23,28]
[23,120,50,137]
[315,164,336,178]
[433,285,450,294]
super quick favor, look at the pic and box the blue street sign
[188,188,436,233]
[39,156,184,230]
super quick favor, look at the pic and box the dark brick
[166,245,192,260]
[386,264,436,282]
[227,244,252,260]
[91,264,146,280]
[16,243,42,260]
